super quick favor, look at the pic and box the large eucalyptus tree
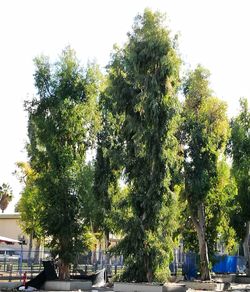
[26,47,101,279]
[105,9,181,282]
[182,66,230,280]
[230,98,250,275]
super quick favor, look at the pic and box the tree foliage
[181,160,238,256]
[14,162,43,239]
[230,98,250,234]
[92,78,126,247]
[182,65,230,280]
[16,9,247,283]
[230,98,250,274]
[26,47,101,279]
[105,9,181,282]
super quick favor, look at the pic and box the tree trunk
[144,255,153,282]
[198,234,210,281]
[92,243,97,264]
[105,231,111,275]
[58,259,70,280]
[243,221,250,276]
[98,240,102,266]
[190,203,211,281]
[147,269,153,283]
[34,240,40,263]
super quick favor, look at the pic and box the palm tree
[0,183,13,213]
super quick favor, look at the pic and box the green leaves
[182,66,231,280]
[26,47,102,273]
[230,98,250,235]
[16,8,249,283]
[183,66,230,203]
[103,9,181,282]
[14,162,43,239]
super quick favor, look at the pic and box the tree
[14,162,43,263]
[26,47,101,279]
[0,183,13,213]
[230,98,250,275]
[105,9,181,282]
[92,89,124,268]
[205,160,238,256]
[180,160,238,257]
[182,66,230,280]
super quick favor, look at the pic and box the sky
[1,0,250,212]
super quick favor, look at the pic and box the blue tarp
[212,255,237,273]
[171,254,245,278]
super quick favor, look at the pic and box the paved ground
[82,288,113,291]
[30,288,113,291]
[186,283,250,291]
[230,283,250,290]
[2,282,250,291]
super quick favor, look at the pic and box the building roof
[0,213,20,219]
[0,235,21,244]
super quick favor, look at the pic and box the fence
[0,250,47,281]
[1,249,247,282]
[170,252,247,279]
[0,250,124,281]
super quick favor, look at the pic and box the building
[0,213,45,261]
[0,213,24,250]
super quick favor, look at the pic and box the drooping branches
[104,9,181,282]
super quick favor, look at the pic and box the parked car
[0,248,20,261]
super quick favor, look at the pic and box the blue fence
[170,253,247,278]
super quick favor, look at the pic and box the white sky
[1,0,250,212]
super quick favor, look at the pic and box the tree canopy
[14,8,250,284]
[182,65,230,280]
[230,98,250,226]
[26,47,101,279]
[15,162,42,238]
[230,98,250,275]
[104,9,181,282]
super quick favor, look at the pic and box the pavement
[229,283,250,290]
[2,282,250,292]
[184,283,250,291]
